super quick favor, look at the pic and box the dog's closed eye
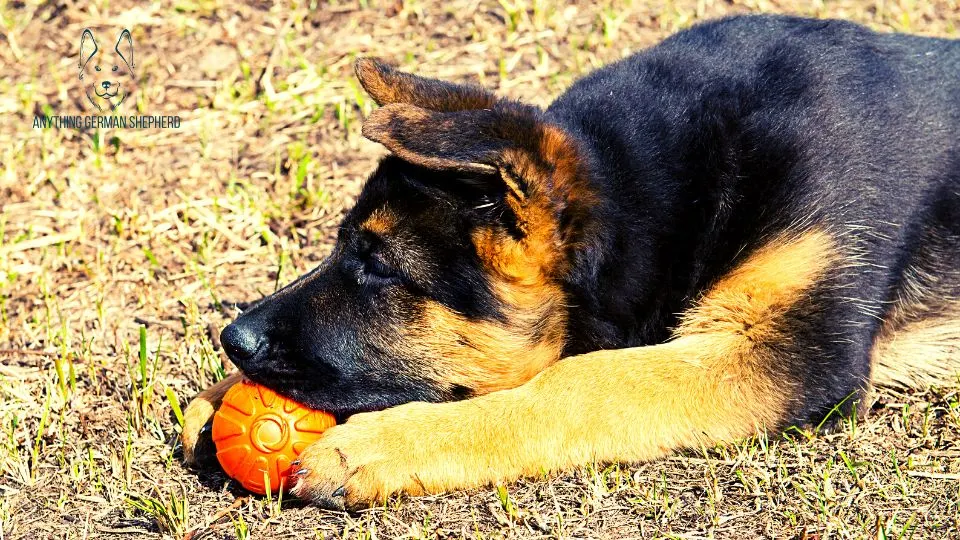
[364,255,396,281]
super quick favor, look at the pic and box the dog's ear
[115,29,134,71]
[362,103,506,175]
[79,29,98,77]
[363,101,594,262]
[355,58,495,112]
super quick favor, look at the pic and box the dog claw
[291,459,301,466]
[292,468,310,476]
[332,486,345,498]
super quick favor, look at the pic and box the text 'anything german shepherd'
[181,15,960,509]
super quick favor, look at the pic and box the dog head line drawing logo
[79,28,135,112]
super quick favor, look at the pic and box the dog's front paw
[290,404,433,509]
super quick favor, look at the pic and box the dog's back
[547,15,960,401]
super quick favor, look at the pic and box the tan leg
[181,372,243,464]
[289,332,789,508]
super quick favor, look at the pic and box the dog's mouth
[236,363,423,424]
[236,368,357,421]
[95,85,120,98]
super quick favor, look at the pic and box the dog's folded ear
[355,58,495,112]
[356,58,596,254]
[79,29,98,75]
[362,100,595,253]
[361,103,507,175]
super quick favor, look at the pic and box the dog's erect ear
[79,29,98,76]
[115,29,134,71]
[355,58,495,112]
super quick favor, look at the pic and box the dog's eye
[364,256,396,281]
[112,65,118,72]
[95,65,101,72]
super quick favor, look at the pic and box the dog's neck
[554,109,747,355]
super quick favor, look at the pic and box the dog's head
[79,28,135,112]
[222,59,596,416]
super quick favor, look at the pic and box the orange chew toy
[212,379,336,495]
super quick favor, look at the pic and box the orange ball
[212,379,336,495]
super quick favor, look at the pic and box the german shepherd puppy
[182,15,960,509]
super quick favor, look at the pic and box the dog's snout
[220,322,265,365]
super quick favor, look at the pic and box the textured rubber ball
[212,379,336,495]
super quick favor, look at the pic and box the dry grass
[1,0,959,538]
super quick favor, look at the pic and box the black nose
[220,322,264,364]
[101,81,111,88]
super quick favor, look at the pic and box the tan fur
[472,226,559,286]
[374,221,570,398]
[467,126,596,283]
[531,126,600,223]
[403,283,566,395]
[360,208,396,236]
[676,230,838,342]
[872,304,960,389]
[497,126,597,253]
[181,372,242,464]
[291,230,839,507]
[395,201,569,394]
[393,197,576,395]
[870,248,960,389]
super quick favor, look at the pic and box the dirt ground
[1,0,959,538]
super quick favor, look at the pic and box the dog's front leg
[290,334,791,509]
